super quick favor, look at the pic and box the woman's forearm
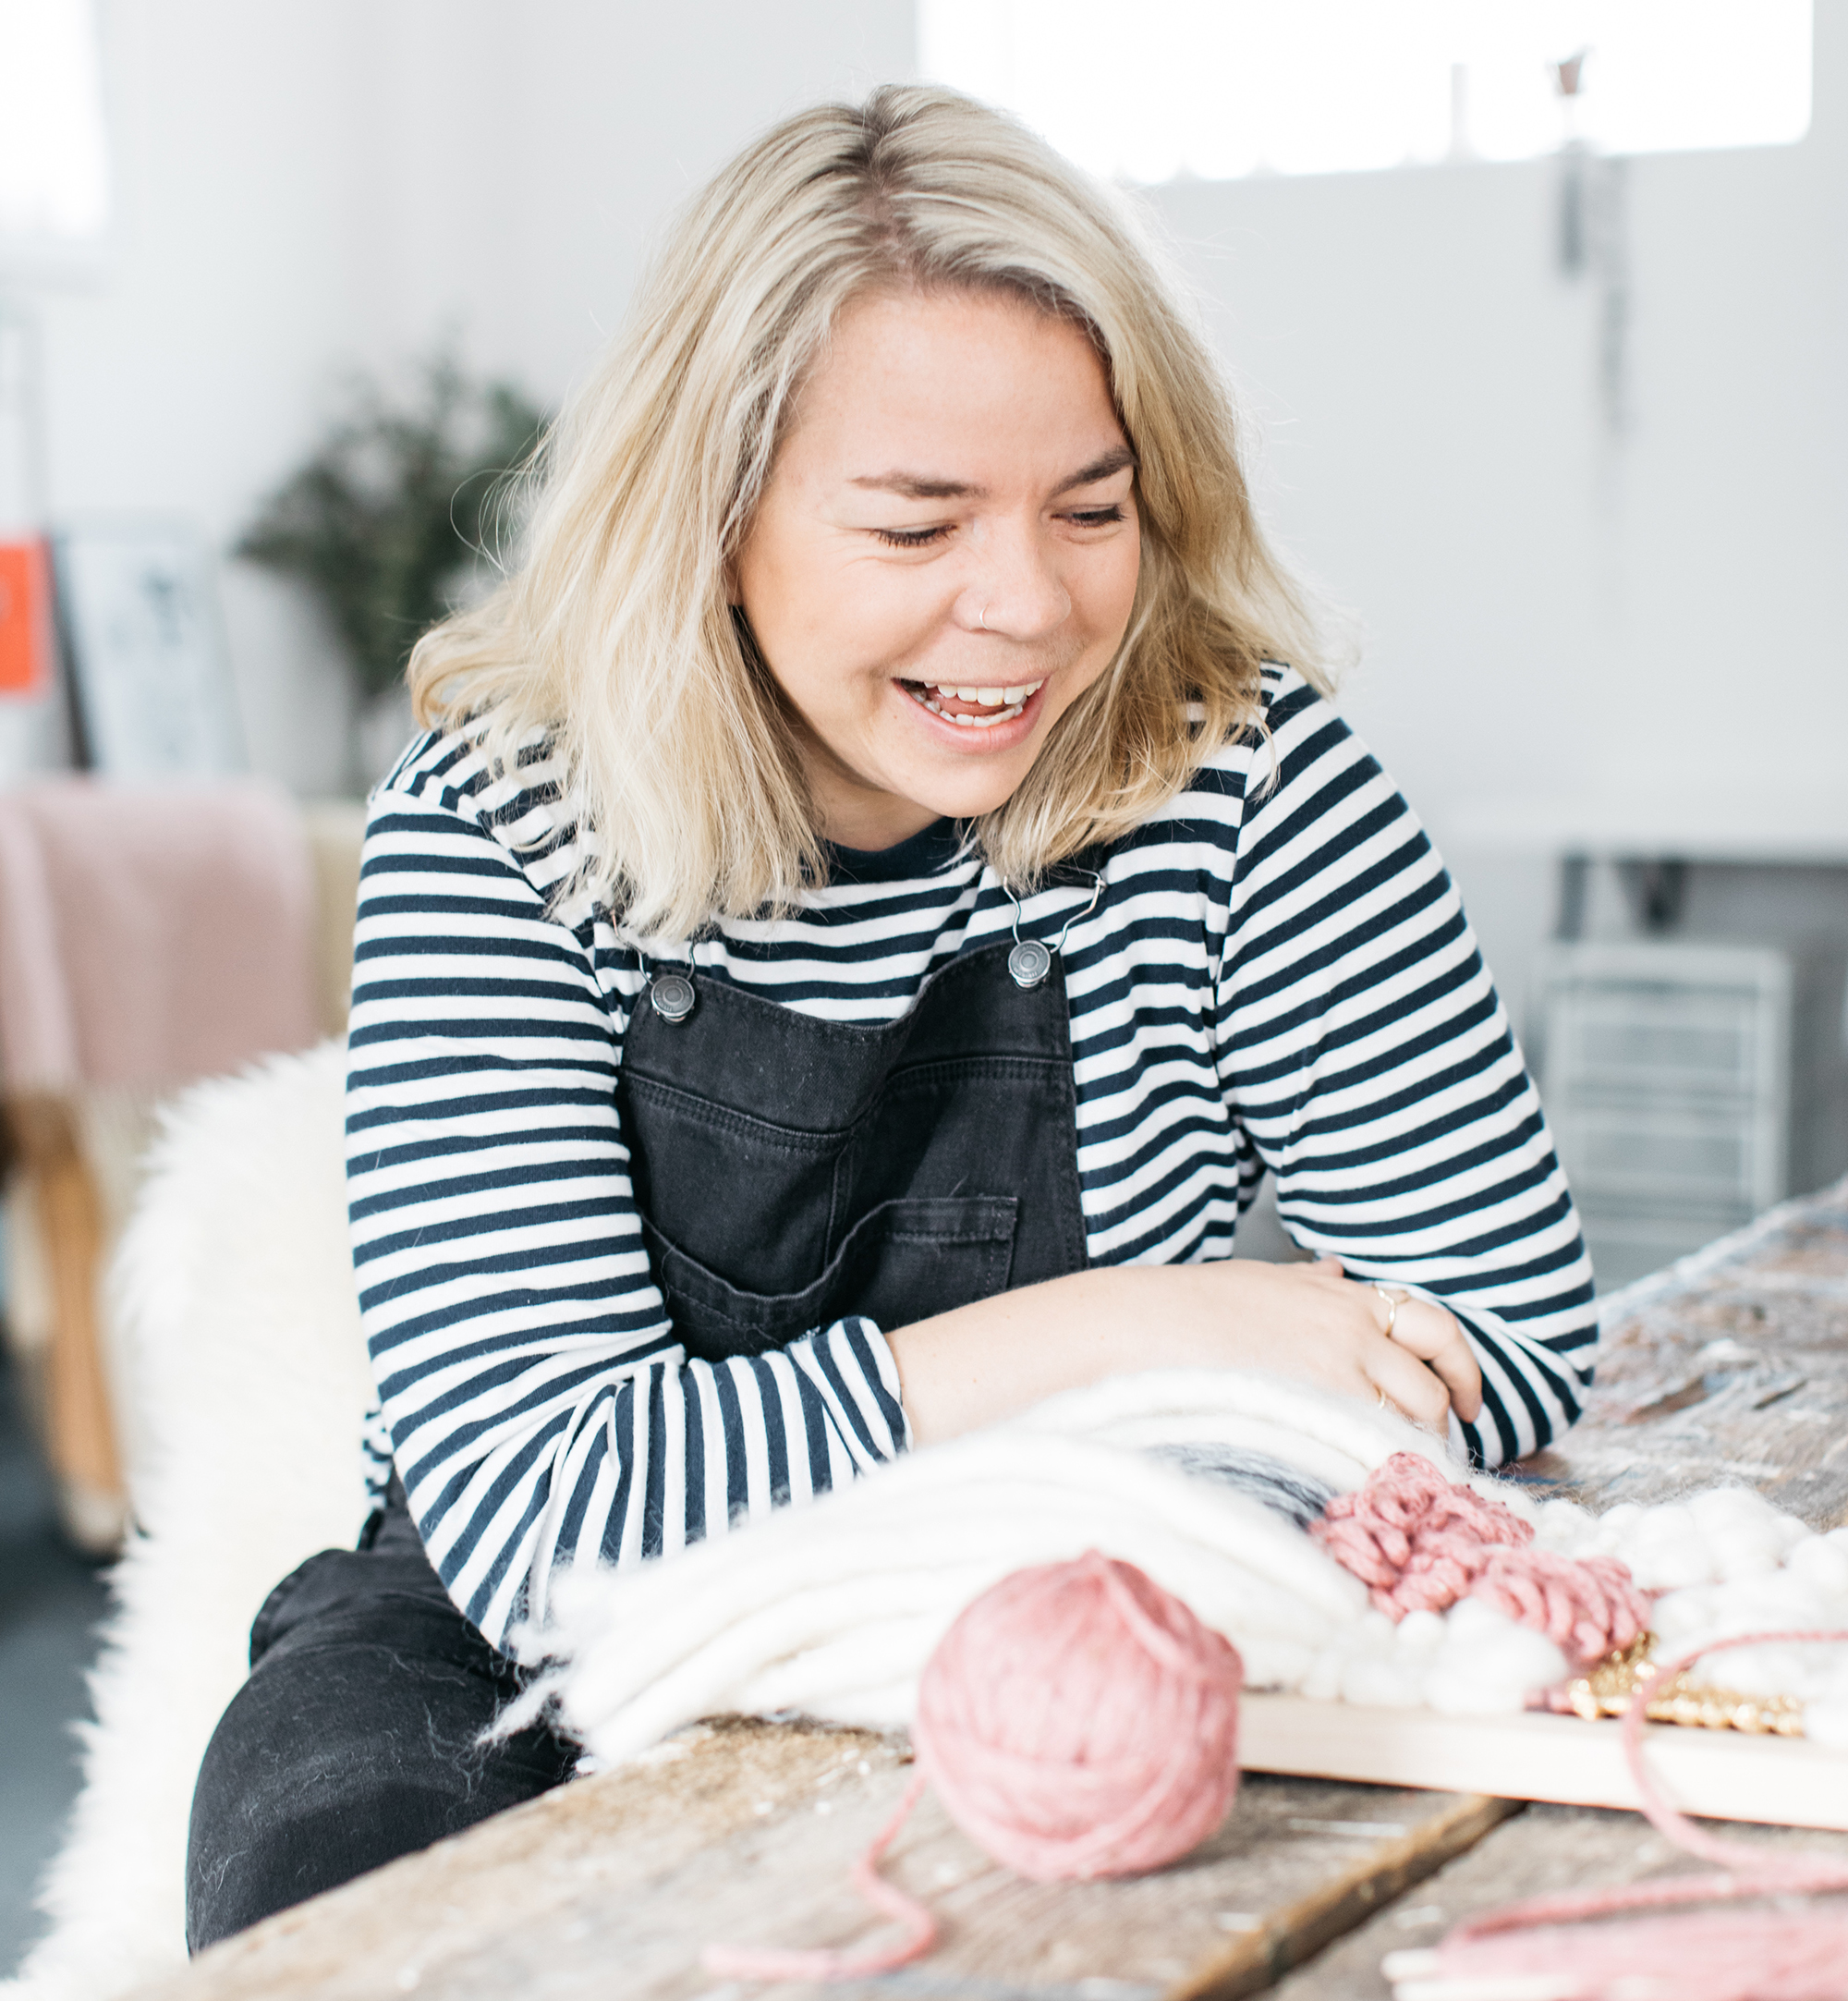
[885,1256,1480,1446]
[887,1265,1204,1444]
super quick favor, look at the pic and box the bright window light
[0,0,110,243]
[918,0,1812,182]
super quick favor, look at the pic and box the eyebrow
[848,445,1137,502]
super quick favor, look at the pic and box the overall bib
[187,931,1088,1949]
[623,938,1088,1355]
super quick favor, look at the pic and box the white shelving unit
[1535,942,1795,1290]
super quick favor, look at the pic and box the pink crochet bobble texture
[1311,1452,1651,1662]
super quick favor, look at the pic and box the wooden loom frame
[1240,1692,1848,1831]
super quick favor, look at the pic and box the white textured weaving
[522,1371,1524,1764]
[530,1373,1848,1768]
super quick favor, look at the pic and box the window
[0,0,109,250]
[918,0,1812,183]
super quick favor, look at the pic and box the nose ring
[979,604,991,631]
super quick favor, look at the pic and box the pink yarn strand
[1472,1548,1650,1663]
[699,1769,936,1983]
[1615,1629,1848,1878]
[1089,1547,1233,1685]
[1403,1631,1848,2001]
[1411,1909,1848,2001]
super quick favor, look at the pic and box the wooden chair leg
[6,1093,125,1551]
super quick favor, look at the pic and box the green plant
[237,356,544,701]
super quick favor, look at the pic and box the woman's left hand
[1314,1257,1482,1425]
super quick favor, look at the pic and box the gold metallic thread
[1557,1632,1805,1736]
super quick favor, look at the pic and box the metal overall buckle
[1006,871,1105,990]
[648,971,696,1023]
[638,935,700,1024]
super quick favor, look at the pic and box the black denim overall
[187,908,1088,1950]
[624,937,1088,1353]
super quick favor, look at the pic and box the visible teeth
[905,683,1027,727]
[923,678,1044,709]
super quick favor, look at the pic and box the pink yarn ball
[912,1551,1243,1883]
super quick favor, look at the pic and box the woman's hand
[1325,1258,1482,1429]
[887,1254,1481,1447]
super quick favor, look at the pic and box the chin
[909,763,1036,824]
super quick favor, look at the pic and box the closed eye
[875,503,1125,549]
[872,524,954,548]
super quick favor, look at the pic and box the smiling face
[733,287,1142,851]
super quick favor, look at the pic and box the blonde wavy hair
[410,84,1328,940]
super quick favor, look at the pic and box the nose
[965,526,1072,642]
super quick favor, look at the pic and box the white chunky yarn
[1300,1598,1574,1717]
[1534,1485,1848,1741]
[525,1368,1848,1763]
[522,1370,1436,1763]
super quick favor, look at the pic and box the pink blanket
[0,779,318,1092]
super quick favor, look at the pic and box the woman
[188,85,1594,1946]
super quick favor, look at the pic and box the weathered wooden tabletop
[140,1177,1848,2001]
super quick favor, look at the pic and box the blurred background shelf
[1535,939,1848,1288]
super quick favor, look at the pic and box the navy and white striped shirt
[347,665,1596,1651]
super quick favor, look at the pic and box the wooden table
[139,1177,1848,2001]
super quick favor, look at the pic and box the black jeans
[185,1481,578,1951]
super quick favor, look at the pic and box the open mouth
[899,678,1045,729]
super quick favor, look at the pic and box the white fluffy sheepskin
[6,1041,371,2001]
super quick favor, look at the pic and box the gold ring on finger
[1370,1282,1409,1338]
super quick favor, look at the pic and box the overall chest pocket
[616,940,1088,1367]
[638,1196,1018,1362]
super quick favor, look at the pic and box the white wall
[18,0,915,793]
[16,0,1846,1022]
[1147,2,1848,1020]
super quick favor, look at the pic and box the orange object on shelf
[0,538,53,695]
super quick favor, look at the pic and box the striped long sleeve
[1215,677,1593,1461]
[346,667,1597,1651]
[346,755,907,1653]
